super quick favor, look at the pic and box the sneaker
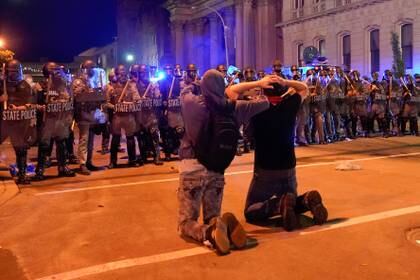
[79,164,91,176]
[303,191,328,225]
[205,217,230,255]
[221,212,247,249]
[280,193,298,232]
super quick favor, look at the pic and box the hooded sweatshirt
[179,69,269,161]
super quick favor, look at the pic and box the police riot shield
[41,74,74,141]
[73,68,108,125]
[1,80,38,147]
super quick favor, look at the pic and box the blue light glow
[150,71,166,83]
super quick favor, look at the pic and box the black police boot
[152,135,163,166]
[15,149,30,185]
[33,142,49,181]
[79,164,91,175]
[108,135,120,169]
[56,140,75,177]
[127,136,139,167]
[410,117,419,136]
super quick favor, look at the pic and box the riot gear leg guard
[151,129,163,166]
[56,139,75,177]
[109,135,121,169]
[34,142,50,181]
[409,117,419,136]
[127,135,139,167]
[15,147,30,185]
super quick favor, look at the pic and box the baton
[118,80,130,103]
[142,82,152,99]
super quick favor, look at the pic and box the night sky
[0,0,117,62]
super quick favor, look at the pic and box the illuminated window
[343,35,351,69]
[370,30,380,72]
[401,23,413,69]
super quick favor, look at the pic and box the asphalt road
[1,136,420,280]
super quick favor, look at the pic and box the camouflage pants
[177,159,225,243]
[77,123,95,165]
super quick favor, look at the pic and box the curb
[0,179,20,207]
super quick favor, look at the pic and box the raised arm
[225,75,280,100]
[278,78,308,101]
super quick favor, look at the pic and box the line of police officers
[0,59,201,184]
[1,59,419,185]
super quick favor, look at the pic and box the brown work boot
[221,212,247,250]
[280,193,298,232]
[303,190,328,225]
[205,217,230,255]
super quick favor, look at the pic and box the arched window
[401,23,413,69]
[318,39,326,56]
[370,29,380,72]
[297,43,304,66]
[342,35,351,69]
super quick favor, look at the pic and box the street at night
[1,136,420,279]
[2,0,420,279]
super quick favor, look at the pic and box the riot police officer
[1,59,39,184]
[34,62,75,180]
[132,64,163,165]
[106,64,141,168]
[272,59,285,78]
[181,64,200,95]
[401,74,419,135]
[72,59,107,175]
[160,64,184,161]
[382,70,402,136]
[369,72,388,137]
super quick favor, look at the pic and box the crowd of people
[2,56,419,254]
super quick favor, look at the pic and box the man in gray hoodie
[178,69,281,255]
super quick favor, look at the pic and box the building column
[234,0,244,68]
[223,6,236,67]
[243,0,256,68]
[171,20,185,66]
[194,18,207,73]
[208,14,222,69]
[184,21,196,66]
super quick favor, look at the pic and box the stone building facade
[165,0,282,72]
[279,0,420,75]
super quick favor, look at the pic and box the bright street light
[0,38,5,49]
[126,54,134,63]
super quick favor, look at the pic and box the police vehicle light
[150,71,166,83]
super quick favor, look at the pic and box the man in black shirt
[244,77,328,231]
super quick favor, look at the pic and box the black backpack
[195,101,239,174]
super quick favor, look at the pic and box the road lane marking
[35,152,420,196]
[34,204,420,280]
